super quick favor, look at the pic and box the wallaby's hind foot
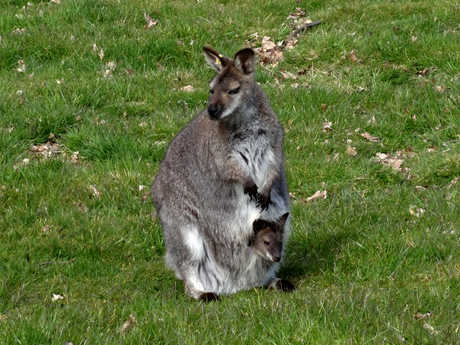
[275,279,296,292]
[198,292,220,302]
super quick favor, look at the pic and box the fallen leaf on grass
[42,225,50,233]
[436,85,449,93]
[301,190,327,203]
[89,185,102,198]
[121,314,136,333]
[144,12,158,29]
[411,36,417,43]
[322,121,332,131]
[254,36,284,66]
[374,153,405,172]
[409,206,425,218]
[180,85,195,92]
[426,146,439,152]
[142,191,151,203]
[290,82,311,89]
[12,28,26,35]
[360,132,379,142]
[449,178,458,187]
[346,145,357,156]
[30,142,62,158]
[51,294,64,301]
[423,322,439,336]
[416,68,430,76]
[415,312,433,320]
[70,151,80,163]
[1,126,14,133]
[286,7,306,20]
[17,59,26,73]
[348,49,362,63]
[50,0,61,4]
[74,202,88,213]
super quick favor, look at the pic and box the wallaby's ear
[203,46,229,72]
[234,48,256,75]
[277,212,289,231]
[253,219,267,233]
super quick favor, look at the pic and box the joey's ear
[277,212,290,231]
[234,48,256,75]
[203,46,229,72]
[253,219,267,233]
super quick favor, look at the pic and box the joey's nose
[208,104,219,119]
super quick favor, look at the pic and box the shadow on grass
[279,228,351,280]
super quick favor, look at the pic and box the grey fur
[151,47,290,299]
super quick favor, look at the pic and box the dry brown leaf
[142,191,151,203]
[285,39,298,49]
[415,312,433,320]
[98,48,104,61]
[302,190,327,203]
[423,322,439,336]
[409,206,425,218]
[50,0,61,3]
[322,121,332,131]
[17,59,26,73]
[121,314,136,333]
[89,185,102,198]
[181,85,195,92]
[346,145,357,156]
[287,8,306,19]
[374,153,405,172]
[71,151,79,163]
[360,132,379,142]
[411,36,417,43]
[426,146,439,152]
[348,49,360,62]
[255,37,284,66]
[144,12,158,29]
[30,142,62,157]
[51,294,64,301]
[42,225,50,233]
[449,178,458,187]
[416,68,430,76]
[74,202,88,213]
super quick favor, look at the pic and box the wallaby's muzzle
[207,104,221,120]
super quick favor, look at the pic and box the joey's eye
[264,241,270,246]
[209,89,214,94]
[228,87,240,95]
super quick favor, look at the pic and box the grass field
[1,0,460,343]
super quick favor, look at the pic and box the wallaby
[250,213,289,263]
[151,46,291,301]
[249,213,295,292]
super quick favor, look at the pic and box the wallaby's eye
[209,89,214,94]
[264,241,270,246]
[228,87,240,95]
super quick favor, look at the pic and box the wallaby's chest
[231,127,275,183]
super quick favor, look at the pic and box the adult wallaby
[151,46,291,301]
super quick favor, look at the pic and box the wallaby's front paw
[198,292,220,302]
[258,190,271,212]
[275,279,296,292]
[243,180,259,201]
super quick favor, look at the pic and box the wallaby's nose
[208,104,219,119]
[274,255,281,262]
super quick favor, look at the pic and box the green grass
[1,0,460,343]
